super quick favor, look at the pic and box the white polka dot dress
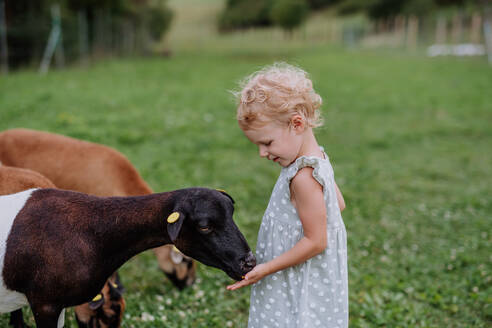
[248,153,348,328]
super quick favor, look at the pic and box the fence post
[484,6,492,64]
[78,10,89,66]
[407,15,419,51]
[54,4,65,69]
[122,20,135,55]
[470,13,482,43]
[435,16,447,44]
[0,0,8,75]
[451,12,463,44]
[395,15,405,47]
[105,8,113,57]
[94,9,104,56]
[39,3,63,74]
[330,20,337,43]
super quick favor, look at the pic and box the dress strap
[284,156,327,188]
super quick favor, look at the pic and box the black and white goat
[0,164,126,328]
[0,188,255,328]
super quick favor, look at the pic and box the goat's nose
[240,251,256,272]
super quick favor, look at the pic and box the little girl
[227,63,348,328]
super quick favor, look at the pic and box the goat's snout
[239,251,256,273]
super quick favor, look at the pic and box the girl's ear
[290,114,305,133]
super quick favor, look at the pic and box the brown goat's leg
[30,303,64,328]
[9,309,26,328]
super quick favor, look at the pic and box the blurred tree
[218,0,274,31]
[335,0,370,16]
[217,0,478,32]
[4,1,51,68]
[335,0,478,19]
[366,0,405,19]
[401,0,436,17]
[67,0,173,39]
[4,0,173,69]
[141,4,173,40]
[306,0,340,10]
[271,0,309,34]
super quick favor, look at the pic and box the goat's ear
[108,281,123,301]
[216,189,235,204]
[166,211,185,242]
[112,272,125,294]
[89,293,104,310]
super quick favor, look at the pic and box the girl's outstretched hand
[226,263,269,291]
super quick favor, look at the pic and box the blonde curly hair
[236,62,323,130]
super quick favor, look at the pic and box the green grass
[1,21,491,328]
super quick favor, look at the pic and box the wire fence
[305,11,490,53]
[0,3,158,74]
[228,10,491,61]
[1,4,491,75]
[357,12,489,55]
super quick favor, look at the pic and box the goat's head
[166,188,256,281]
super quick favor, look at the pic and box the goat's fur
[0,128,196,290]
[0,128,151,197]
[0,164,55,193]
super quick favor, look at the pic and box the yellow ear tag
[92,294,102,302]
[216,188,227,193]
[167,212,180,224]
[111,282,118,288]
[172,245,180,253]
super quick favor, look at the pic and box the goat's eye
[199,226,211,233]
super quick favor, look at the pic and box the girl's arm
[335,181,346,211]
[227,167,327,290]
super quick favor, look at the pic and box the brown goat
[0,128,196,290]
[0,165,56,192]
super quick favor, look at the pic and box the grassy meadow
[1,2,491,327]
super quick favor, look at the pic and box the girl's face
[242,120,304,167]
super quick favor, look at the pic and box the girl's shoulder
[283,152,333,185]
[289,166,323,195]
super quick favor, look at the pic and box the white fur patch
[57,308,65,328]
[0,189,35,313]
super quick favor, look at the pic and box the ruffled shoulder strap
[284,156,328,188]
